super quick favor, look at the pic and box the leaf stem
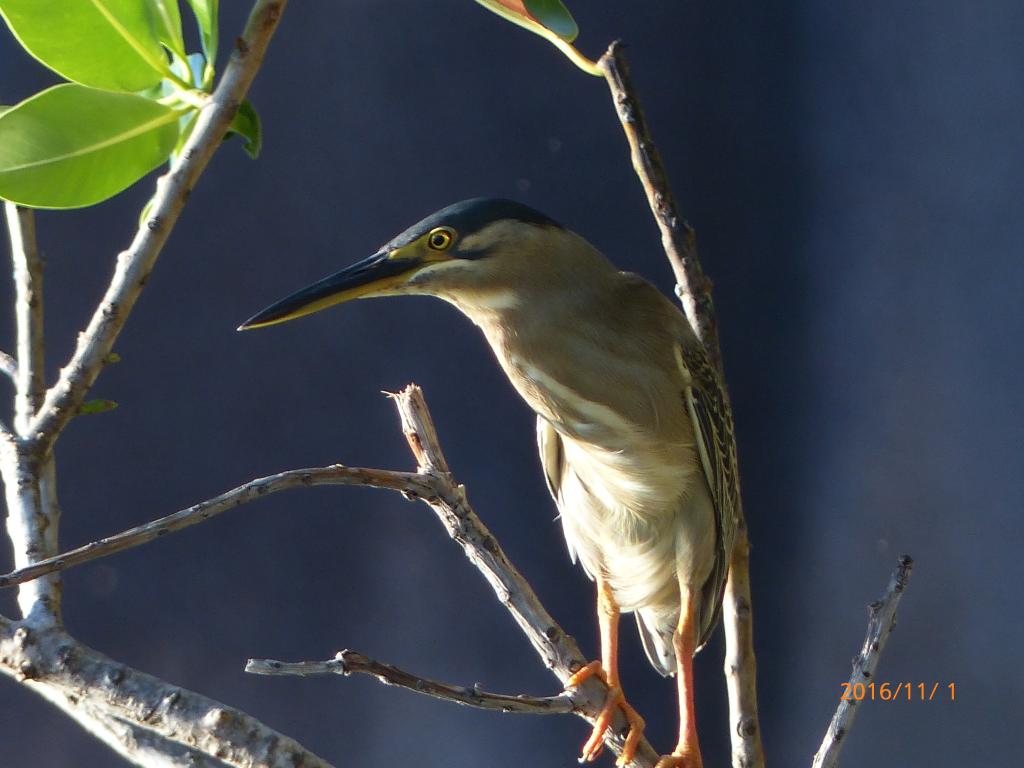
[548,37,602,76]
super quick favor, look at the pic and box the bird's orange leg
[565,575,646,765]
[655,586,703,768]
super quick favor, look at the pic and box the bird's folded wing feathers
[537,417,580,566]
[678,343,740,646]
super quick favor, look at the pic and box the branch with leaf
[0,1,915,766]
[0,0,258,210]
[0,1,307,765]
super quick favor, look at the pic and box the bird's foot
[566,660,608,688]
[566,663,645,765]
[653,749,702,768]
[582,685,645,765]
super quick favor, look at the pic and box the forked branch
[0,614,332,768]
[2,385,663,766]
[0,2,311,765]
[386,386,660,765]
[26,0,287,452]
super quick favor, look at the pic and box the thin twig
[812,556,914,768]
[389,385,661,767]
[246,650,577,715]
[0,350,17,381]
[27,0,287,452]
[5,202,46,434]
[597,40,764,767]
[597,41,720,372]
[0,465,432,590]
[0,615,333,768]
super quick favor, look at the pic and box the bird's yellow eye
[427,227,454,251]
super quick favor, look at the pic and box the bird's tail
[635,608,677,678]
[636,581,722,677]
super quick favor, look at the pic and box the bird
[239,198,738,768]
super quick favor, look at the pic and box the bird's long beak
[238,250,418,330]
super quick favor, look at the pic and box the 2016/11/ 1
[839,682,956,701]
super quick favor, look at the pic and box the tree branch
[4,202,45,435]
[2,383,662,764]
[722,521,764,768]
[0,615,333,768]
[4,385,661,763]
[0,8,338,766]
[597,41,720,372]
[597,40,764,767]
[246,650,577,716]
[812,556,914,768]
[27,0,288,452]
[4,201,61,620]
[0,465,432,590]
[387,384,661,767]
[0,350,17,382]
[66,702,231,768]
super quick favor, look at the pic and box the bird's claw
[566,660,607,689]
[582,685,644,765]
[565,663,645,766]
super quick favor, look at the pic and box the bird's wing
[536,416,580,565]
[677,342,740,648]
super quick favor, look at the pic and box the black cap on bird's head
[238,198,562,330]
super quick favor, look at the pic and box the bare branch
[0,615,332,768]
[68,702,231,768]
[388,384,661,767]
[3,202,62,620]
[0,350,17,381]
[597,41,720,372]
[1,447,64,619]
[0,465,432,590]
[246,650,577,715]
[813,555,914,768]
[596,41,764,767]
[27,0,288,451]
[389,387,451,474]
[723,521,764,768]
[5,201,46,435]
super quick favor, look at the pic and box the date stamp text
[839,682,956,702]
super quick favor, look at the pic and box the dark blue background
[2,1,1020,765]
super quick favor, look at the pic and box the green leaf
[523,0,578,42]
[227,99,261,159]
[473,0,578,43]
[184,0,218,69]
[80,399,118,415]
[148,0,185,58]
[0,84,183,209]
[106,352,122,363]
[0,0,171,92]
